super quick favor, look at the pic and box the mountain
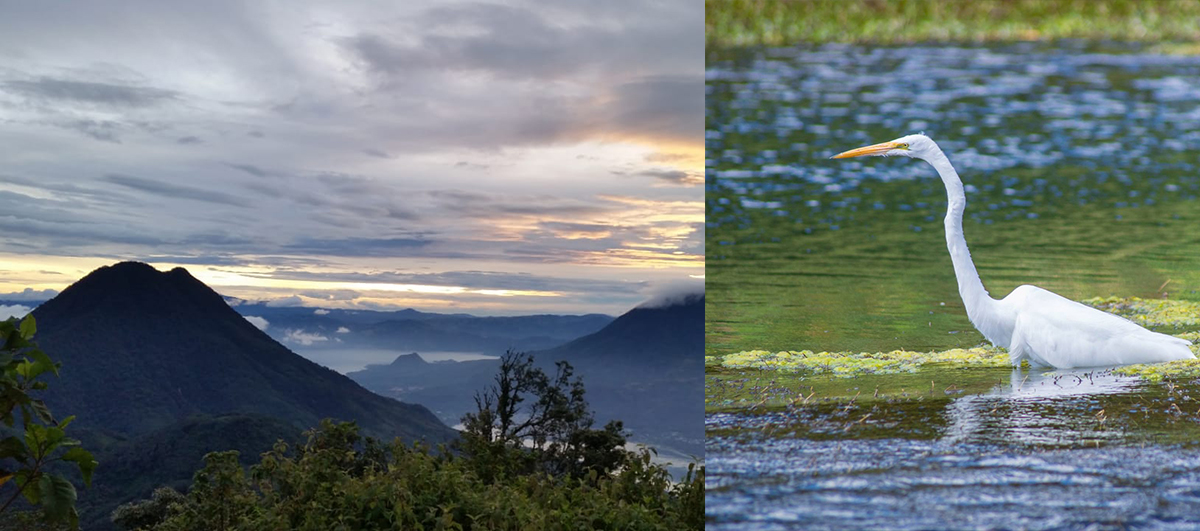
[31,261,455,443]
[537,295,704,451]
[231,303,613,357]
[348,353,501,421]
[77,414,303,528]
[542,293,704,371]
[348,295,704,454]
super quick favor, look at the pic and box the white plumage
[834,134,1195,369]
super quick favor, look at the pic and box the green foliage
[458,351,629,483]
[706,0,1200,47]
[110,487,186,531]
[117,352,703,530]
[0,315,97,528]
[119,420,701,530]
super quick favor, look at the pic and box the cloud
[282,237,433,258]
[243,315,269,331]
[244,268,645,295]
[102,174,252,207]
[266,295,304,307]
[600,76,702,146]
[0,0,702,317]
[2,77,178,107]
[62,119,123,143]
[346,5,595,80]
[637,278,703,309]
[313,308,329,315]
[282,329,329,346]
[633,169,704,186]
[0,305,33,320]
[0,288,59,302]
[225,163,270,178]
[335,326,350,334]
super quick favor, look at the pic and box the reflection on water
[1006,366,1140,399]
[943,368,1140,448]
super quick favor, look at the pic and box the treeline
[1,318,702,530]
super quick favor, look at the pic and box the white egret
[832,134,1195,369]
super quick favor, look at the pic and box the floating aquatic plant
[1113,359,1200,383]
[1084,296,1200,328]
[720,347,1010,377]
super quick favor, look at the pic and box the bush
[0,315,97,529]
[117,351,703,530]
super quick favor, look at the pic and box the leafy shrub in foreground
[116,351,702,530]
[0,315,97,529]
[118,421,701,530]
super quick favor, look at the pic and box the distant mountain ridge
[31,261,454,442]
[544,292,704,369]
[349,294,704,454]
[233,303,614,356]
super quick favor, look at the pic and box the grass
[706,0,1200,47]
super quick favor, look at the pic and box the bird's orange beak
[831,141,903,159]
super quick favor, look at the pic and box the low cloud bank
[0,288,58,302]
[283,329,329,346]
[0,304,32,320]
[637,278,704,309]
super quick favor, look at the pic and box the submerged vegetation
[706,0,1200,47]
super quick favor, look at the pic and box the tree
[114,350,704,529]
[0,315,97,528]
[110,487,186,531]
[126,420,703,530]
[459,350,628,482]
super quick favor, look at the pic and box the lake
[292,348,496,374]
[706,41,1200,530]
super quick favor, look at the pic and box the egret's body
[834,134,1194,369]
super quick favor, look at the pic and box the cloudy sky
[0,0,702,315]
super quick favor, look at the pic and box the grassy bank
[706,0,1200,47]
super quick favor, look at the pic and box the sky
[0,0,702,316]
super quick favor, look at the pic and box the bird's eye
[899,143,909,149]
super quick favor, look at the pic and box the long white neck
[923,147,1010,346]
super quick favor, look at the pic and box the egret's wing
[1003,285,1192,368]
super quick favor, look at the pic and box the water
[707,438,1200,531]
[706,41,1200,357]
[706,42,1200,530]
[707,366,1200,530]
[291,348,495,373]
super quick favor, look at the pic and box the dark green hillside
[31,261,454,443]
[75,415,302,529]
